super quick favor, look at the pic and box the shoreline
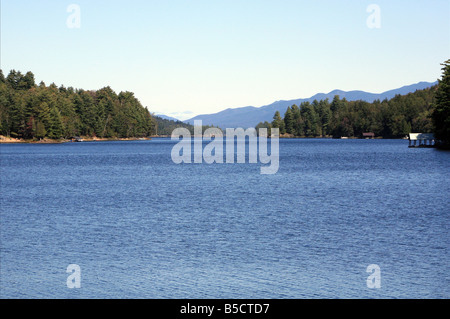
[1,135,447,150]
[3,135,444,145]
[0,136,151,144]
[1,135,395,144]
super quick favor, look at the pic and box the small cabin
[408,133,435,148]
[362,132,375,139]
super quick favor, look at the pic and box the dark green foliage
[432,59,450,146]
[153,116,216,136]
[6,70,35,90]
[0,70,155,139]
[284,107,294,134]
[48,107,64,139]
[271,111,285,134]
[255,121,272,137]
[267,86,437,138]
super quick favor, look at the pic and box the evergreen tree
[8,92,26,137]
[255,121,272,137]
[330,95,344,113]
[0,79,9,135]
[20,72,35,90]
[432,59,450,146]
[291,104,300,117]
[284,107,294,134]
[272,111,285,134]
[0,69,5,83]
[34,101,51,130]
[48,107,64,138]
[314,99,331,136]
[35,121,46,139]
[301,102,320,136]
[6,70,21,89]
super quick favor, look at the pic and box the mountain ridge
[183,81,438,128]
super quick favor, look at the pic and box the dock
[408,133,436,148]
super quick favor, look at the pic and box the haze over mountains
[181,81,437,129]
[154,114,182,122]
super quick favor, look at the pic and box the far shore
[0,135,151,144]
[1,134,399,144]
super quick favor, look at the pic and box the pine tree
[284,107,294,134]
[20,72,35,90]
[6,70,21,90]
[330,95,344,113]
[255,121,272,137]
[9,92,26,138]
[301,102,320,136]
[432,59,450,146]
[35,121,46,139]
[48,107,63,139]
[0,69,5,83]
[34,101,51,130]
[272,111,285,134]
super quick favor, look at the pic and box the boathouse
[408,133,435,148]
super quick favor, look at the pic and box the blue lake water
[0,138,449,299]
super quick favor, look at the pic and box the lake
[0,138,448,299]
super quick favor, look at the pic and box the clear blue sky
[1,0,449,120]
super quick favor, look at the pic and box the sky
[1,0,449,120]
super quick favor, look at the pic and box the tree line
[432,59,450,147]
[0,70,155,139]
[257,86,437,139]
[2,61,448,147]
[153,116,217,136]
[261,59,450,147]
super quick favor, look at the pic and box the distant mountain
[184,81,438,129]
[154,114,181,122]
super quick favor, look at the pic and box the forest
[0,69,219,140]
[260,58,450,144]
[153,116,216,136]
[1,60,449,146]
[0,69,155,139]
[260,59,450,146]
[257,86,438,139]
